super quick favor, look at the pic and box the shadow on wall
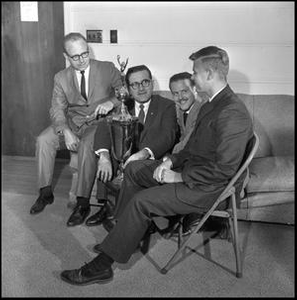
[228,69,251,95]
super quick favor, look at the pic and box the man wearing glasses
[29,32,122,228]
[85,65,179,229]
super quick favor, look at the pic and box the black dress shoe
[60,262,113,286]
[86,201,114,227]
[30,194,54,215]
[66,205,90,227]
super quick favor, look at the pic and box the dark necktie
[80,70,87,100]
[183,112,188,126]
[138,104,145,124]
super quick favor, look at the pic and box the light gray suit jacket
[49,59,122,134]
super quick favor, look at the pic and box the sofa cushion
[247,156,294,193]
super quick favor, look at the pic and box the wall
[64,2,294,95]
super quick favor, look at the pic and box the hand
[64,129,80,152]
[158,169,183,184]
[94,101,114,117]
[123,149,150,169]
[153,158,173,183]
[97,152,112,183]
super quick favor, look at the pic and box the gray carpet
[1,157,295,297]
[2,191,294,297]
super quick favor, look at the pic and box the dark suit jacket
[169,85,253,208]
[49,59,122,135]
[94,94,178,160]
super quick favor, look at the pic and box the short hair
[63,32,87,53]
[125,65,152,86]
[169,72,194,89]
[189,46,229,79]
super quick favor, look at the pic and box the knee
[124,160,145,177]
[36,132,50,148]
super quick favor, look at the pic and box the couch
[69,91,294,225]
[155,91,294,225]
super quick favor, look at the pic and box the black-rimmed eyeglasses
[129,79,152,90]
[67,51,89,61]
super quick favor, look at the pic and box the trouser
[36,124,98,198]
[99,160,204,263]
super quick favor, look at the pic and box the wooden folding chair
[160,132,259,278]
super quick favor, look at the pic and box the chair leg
[160,214,210,274]
[230,194,242,278]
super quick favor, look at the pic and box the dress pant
[36,124,98,198]
[99,160,203,263]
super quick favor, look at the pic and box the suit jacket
[49,59,122,134]
[172,100,203,154]
[94,94,178,160]
[169,85,253,208]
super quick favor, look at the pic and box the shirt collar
[209,84,227,102]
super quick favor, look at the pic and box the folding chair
[160,132,259,278]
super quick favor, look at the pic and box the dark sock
[76,197,90,208]
[40,186,53,198]
[92,252,114,271]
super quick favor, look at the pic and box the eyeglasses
[67,51,89,61]
[129,79,152,90]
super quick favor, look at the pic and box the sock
[76,196,90,208]
[40,186,53,198]
[92,252,114,271]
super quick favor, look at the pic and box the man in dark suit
[60,46,253,285]
[85,65,178,227]
[29,32,122,228]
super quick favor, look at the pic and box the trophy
[106,55,138,182]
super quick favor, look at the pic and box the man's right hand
[97,151,113,183]
[64,128,80,152]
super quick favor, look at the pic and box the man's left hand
[123,149,150,169]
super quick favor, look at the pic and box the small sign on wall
[20,2,38,22]
[86,30,103,43]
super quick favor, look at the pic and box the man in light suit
[29,32,122,228]
[85,65,178,227]
[60,46,253,285]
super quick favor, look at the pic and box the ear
[63,52,69,61]
[206,68,214,81]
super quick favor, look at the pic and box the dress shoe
[86,201,114,227]
[66,205,90,227]
[182,213,202,235]
[60,262,113,286]
[102,218,117,232]
[30,194,54,215]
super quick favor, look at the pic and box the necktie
[183,112,188,126]
[80,70,87,100]
[138,104,145,124]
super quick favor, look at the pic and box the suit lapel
[144,97,156,128]
[88,60,96,101]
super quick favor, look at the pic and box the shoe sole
[60,274,113,286]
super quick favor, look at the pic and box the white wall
[64,1,294,95]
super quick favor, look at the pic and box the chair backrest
[219,132,259,203]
